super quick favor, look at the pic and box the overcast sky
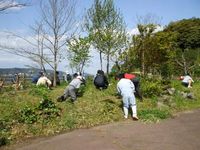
[0,0,200,74]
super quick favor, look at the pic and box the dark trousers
[131,79,143,101]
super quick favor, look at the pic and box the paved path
[7,109,200,150]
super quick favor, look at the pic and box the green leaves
[67,36,91,72]
[19,106,38,124]
[18,99,61,124]
[165,18,200,50]
[85,0,127,73]
[138,109,171,122]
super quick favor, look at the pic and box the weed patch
[138,108,171,123]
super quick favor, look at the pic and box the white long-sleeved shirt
[69,78,83,89]
[117,78,135,96]
[36,76,52,86]
[182,75,194,83]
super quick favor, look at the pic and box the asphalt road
[5,109,200,150]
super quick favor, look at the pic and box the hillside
[0,68,54,75]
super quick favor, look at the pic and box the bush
[18,106,37,124]
[0,119,11,147]
[18,99,61,124]
[37,98,61,121]
[0,137,8,147]
[141,78,162,97]
[29,85,49,98]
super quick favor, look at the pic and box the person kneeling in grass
[57,75,84,103]
[180,74,194,88]
[36,74,52,89]
[116,74,138,120]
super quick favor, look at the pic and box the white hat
[76,75,82,80]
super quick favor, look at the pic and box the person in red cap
[123,73,143,101]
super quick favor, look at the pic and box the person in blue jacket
[32,71,44,84]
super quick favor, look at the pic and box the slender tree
[85,0,104,70]
[85,0,127,74]
[67,36,91,73]
[131,14,162,75]
[40,0,76,86]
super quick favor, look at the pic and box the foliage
[164,18,200,74]
[138,108,171,122]
[165,18,200,50]
[0,119,12,146]
[140,77,162,97]
[118,17,200,77]
[18,106,38,124]
[37,98,61,121]
[1,79,200,147]
[85,0,127,73]
[67,36,91,73]
[151,31,177,76]
[29,85,49,98]
[134,23,157,75]
[18,98,61,125]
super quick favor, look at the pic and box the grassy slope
[1,78,200,146]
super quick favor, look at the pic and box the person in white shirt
[116,74,138,120]
[36,75,52,89]
[57,76,84,103]
[180,74,194,88]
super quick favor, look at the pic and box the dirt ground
[3,109,200,150]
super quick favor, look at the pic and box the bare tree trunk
[141,50,145,76]
[115,60,121,72]
[100,51,103,70]
[80,59,85,73]
[40,0,76,86]
[181,53,187,74]
[106,54,110,74]
[53,53,57,86]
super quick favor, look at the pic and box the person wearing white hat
[36,74,52,89]
[57,75,84,102]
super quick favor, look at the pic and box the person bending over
[116,74,138,120]
[94,70,109,90]
[57,76,84,103]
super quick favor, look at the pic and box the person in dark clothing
[32,71,44,84]
[94,70,109,90]
[55,71,60,85]
[51,71,60,86]
[66,73,72,83]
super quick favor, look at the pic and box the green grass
[1,78,200,147]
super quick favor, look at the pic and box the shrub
[29,85,49,98]
[0,137,8,147]
[18,106,37,124]
[37,98,61,121]
[18,99,61,125]
[0,119,11,147]
[141,78,162,97]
